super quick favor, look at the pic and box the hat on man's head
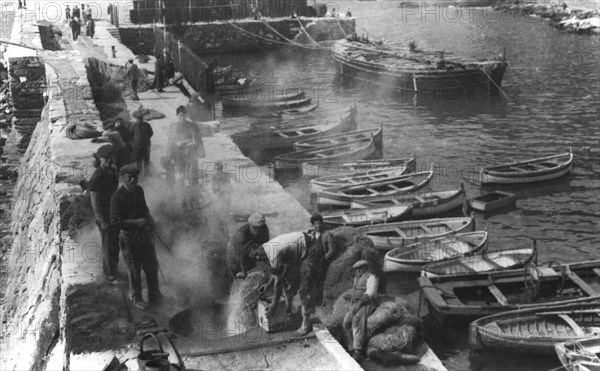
[248,213,266,227]
[96,144,114,159]
[119,163,140,175]
[128,58,134,62]
[352,260,368,270]
[176,105,187,115]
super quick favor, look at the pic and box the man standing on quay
[110,164,162,310]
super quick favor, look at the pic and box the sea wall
[118,17,355,56]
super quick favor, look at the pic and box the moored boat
[419,260,600,324]
[469,190,517,212]
[422,243,537,276]
[302,157,416,178]
[356,216,474,251]
[274,131,381,170]
[469,301,600,353]
[383,231,488,273]
[231,105,357,153]
[351,186,466,218]
[321,204,413,227]
[221,90,311,110]
[556,337,600,371]
[316,166,433,208]
[309,164,409,194]
[479,148,573,184]
[294,127,383,151]
[250,102,319,118]
[332,36,508,94]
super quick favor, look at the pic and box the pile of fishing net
[65,122,103,139]
[326,292,425,366]
[132,105,165,120]
[227,267,270,331]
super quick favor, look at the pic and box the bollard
[111,46,116,58]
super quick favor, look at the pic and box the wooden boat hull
[357,216,474,251]
[422,245,537,276]
[479,150,573,184]
[332,39,507,94]
[383,231,488,273]
[419,260,600,324]
[556,338,600,371]
[469,301,600,354]
[316,169,433,208]
[294,127,383,151]
[310,165,408,194]
[221,90,310,110]
[274,133,380,170]
[302,157,416,178]
[232,105,357,152]
[352,187,466,219]
[469,190,517,212]
[322,204,412,227]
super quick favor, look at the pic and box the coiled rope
[65,122,102,140]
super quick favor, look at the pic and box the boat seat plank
[568,272,599,296]
[388,184,401,190]
[394,228,408,239]
[366,188,378,194]
[420,225,434,234]
[488,284,508,305]
[593,268,600,278]
[558,314,586,337]
[415,196,426,203]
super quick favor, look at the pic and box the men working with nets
[227,213,270,280]
[257,231,320,337]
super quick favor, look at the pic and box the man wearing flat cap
[308,213,336,306]
[125,58,140,101]
[226,212,270,280]
[89,144,119,284]
[131,110,153,178]
[110,163,161,310]
[343,260,379,362]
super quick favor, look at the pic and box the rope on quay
[65,122,103,140]
[225,19,323,50]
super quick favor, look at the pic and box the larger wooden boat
[309,165,410,194]
[479,148,573,184]
[357,216,474,251]
[321,204,413,227]
[231,105,357,153]
[274,132,381,170]
[419,260,600,324]
[302,157,416,178]
[316,166,433,208]
[294,127,383,151]
[331,37,508,94]
[469,301,600,354]
[556,337,600,371]
[423,244,537,276]
[351,187,466,218]
[383,231,488,273]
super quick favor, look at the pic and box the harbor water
[215,1,599,370]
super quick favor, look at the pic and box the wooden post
[159,0,162,24]
[178,40,182,71]
[189,0,191,23]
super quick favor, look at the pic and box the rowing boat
[419,260,600,324]
[231,105,357,153]
[469,190,517,212]
[309,165,409,194]
[479,148,573,184]
[221,90,311,110]
[422,244,537,276]
[556,337,600,371]
[250,102,319,118]
[321,204,413,227]
[356,216,474,251]
[383,231,488,273]
[351,187,466,218]
[274,131,381,170]
[294,127,383,151]
[302,157,416,178]
[469,301,600,354]
[316,166,433,208]
[332,37,508,94]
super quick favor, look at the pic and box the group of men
[67,4,95,41]
[228,213,379,361]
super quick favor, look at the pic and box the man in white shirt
[258,231,318,337]
[343,260,379,362]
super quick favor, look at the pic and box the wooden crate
[257,300,300,333]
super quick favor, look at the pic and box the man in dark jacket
[154,53,165,92]
[131,110,153,178]
[110,164,161,310]
[226,213,270,279]
[89,144,119,283]
[125,58,140,100]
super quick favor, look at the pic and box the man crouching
[256,231,319,337]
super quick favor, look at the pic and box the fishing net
[227,268,270,331]
[132,106,165,120]
[65,122,103,140]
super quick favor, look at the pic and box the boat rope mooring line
[546,364,567,371]
[334,17,350,39]
[224,19,323,50]
[295,17,321,47]
[479,66,510,100]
